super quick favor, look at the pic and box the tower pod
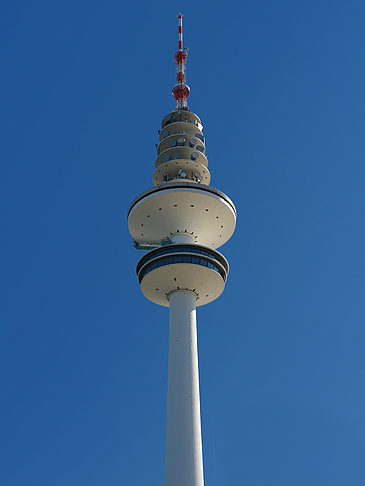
[128,182,236,249]
[136,244,229,307]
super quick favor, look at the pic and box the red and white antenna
[172,14,190,110]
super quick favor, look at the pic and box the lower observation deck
[137,244,229,307]
[128,182,236,249]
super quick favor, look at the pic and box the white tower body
[127,15,236,486]
[165,291,204,486]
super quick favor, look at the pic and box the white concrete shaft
[164,290,204,486]
[171,233,194,244]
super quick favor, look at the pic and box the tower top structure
[172,14,190,110]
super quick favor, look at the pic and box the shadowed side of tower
[127,14,236,486]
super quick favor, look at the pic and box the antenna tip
[178,13,183,18]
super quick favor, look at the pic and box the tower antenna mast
[172,14,190,110]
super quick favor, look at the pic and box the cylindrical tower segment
[161,110,202,130]
[154,110,208,185]
[164,290,204,486]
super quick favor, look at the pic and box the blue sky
[1,1,365,484]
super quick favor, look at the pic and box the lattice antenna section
[172,14,190,110]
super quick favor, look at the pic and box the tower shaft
[165,290,204,486]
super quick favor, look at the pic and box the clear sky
[2,1,365,485]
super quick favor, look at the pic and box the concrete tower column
[164,290,204,486]
[171,233,194,244]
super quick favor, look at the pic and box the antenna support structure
[127,14,236,486]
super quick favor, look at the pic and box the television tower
[127,14,236,486]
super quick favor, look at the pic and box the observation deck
[137,244,228,307]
